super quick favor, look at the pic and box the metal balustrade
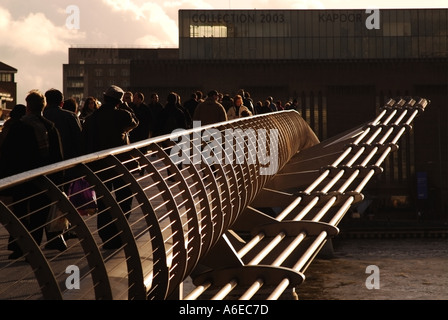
[0,110,318,300]
[0,98,428,300]
[184,97,429,300]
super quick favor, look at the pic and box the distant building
[63,9,448,221]
[63,47,177,102]
[178,9,447,60]
[0,61,17,119]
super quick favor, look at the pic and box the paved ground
[296,236,448,300]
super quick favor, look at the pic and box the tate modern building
[63,9,448,222]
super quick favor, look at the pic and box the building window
[190,25,227,38]
[0,73,12,82]
[67,68,84,77]
[95,79,103,88]
[68,81,84,88]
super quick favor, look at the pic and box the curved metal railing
[0,110,319,300]
[182,97,430,300]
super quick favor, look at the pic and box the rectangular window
[68,67,84,77]
[0,73,12,82]
[68,81,84,88]
[94,69,103,77]
[190,25,227,38]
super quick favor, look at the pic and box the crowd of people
[0,85,299,258]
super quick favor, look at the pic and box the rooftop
[0,61,17,73]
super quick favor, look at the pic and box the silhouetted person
[123,91,133,106]
[0,104,26,151]
[160,92,188,181]
[44,89,83,160]
[79,96,99,123]
[267,96,277,112]
[183,92,199,123]
[0,90,64,259]
[62,97,79,115]
[160,92,188,135]
[221,94,233,112]
[129,92,153,151]
[148,92,164,137]
[82,85,139,250]
[238,89,255,115]
[193,90,227,126]
[128,92,153,175]
[287,98,300,111]
[196,90,204,103]
[276,100,284,111]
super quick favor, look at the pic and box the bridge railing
[0,110,320,300]
[183,97,429,300]
[0,98,429,300]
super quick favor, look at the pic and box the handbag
[67,178,98,216]
[47,204,69,232]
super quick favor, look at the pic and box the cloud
[102,0,147,20]
[3,0,446,104]
[9,49,68,104]
[0,6,85,55]
[100,0,186,47]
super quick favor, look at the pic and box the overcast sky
[1,0,447,103]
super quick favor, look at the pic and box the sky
[1,0,447,103]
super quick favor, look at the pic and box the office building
[0,61,17,119]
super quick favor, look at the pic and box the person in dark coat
[128,92,153,153]
[82,85,139,250]
[82,85,138,153]
[159,92,188,181]
[128,92,154,175]
[160,92,188,135]
[147,92,164,137]
[43,89,83,160]
[43,90,84,245]
[0,104,26,151]
[183,92,199,125]
[0,90,64,259]
[62,97,79,115]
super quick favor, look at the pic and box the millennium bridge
[0,97,429,300]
